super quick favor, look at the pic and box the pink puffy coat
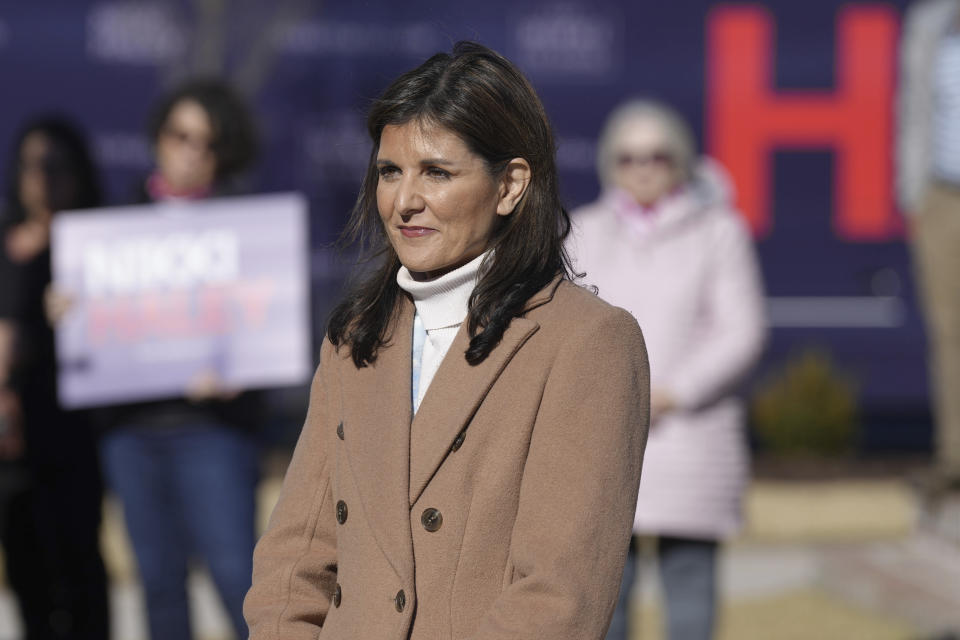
[569,168,766,538]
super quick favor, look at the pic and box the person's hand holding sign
[185,369,240,403]
[43,284,74,327]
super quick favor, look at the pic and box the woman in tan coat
[244,42,651,640]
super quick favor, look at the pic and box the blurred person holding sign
[54,79,265,640]
[569,101,766,640]
[0,118,109,639]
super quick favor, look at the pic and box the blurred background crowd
[0,0,958,639]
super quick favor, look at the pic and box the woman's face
[155,98,217,192]
[18,131,79,219]
[376,122,510,280]
[609,116,680,206]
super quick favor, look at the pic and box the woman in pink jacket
[570,100,766,640]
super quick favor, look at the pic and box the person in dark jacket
[0,117,109,640]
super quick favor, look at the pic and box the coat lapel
[340,297,415,582]
[407,277,563,505]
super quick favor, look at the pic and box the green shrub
[751,349,859,456]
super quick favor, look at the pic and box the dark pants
[606,536,719,640]
[101,423,258,640]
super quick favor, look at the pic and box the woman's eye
[426,167,451,179]
[378,165,400,179]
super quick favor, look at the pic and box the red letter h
[706,5,897,240]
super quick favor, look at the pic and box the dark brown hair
[3,116,102,225]
[327,41,574,367]
[149,78,258,181]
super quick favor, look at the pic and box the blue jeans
[101,423,258,640]
[606,536,718,640]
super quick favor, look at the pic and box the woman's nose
[395,176,425,217]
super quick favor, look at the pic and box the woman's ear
[496,158,532,216]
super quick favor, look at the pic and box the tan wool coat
[244,277,650,640]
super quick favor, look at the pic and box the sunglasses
[615,150,675,169]
[161,126,216,154]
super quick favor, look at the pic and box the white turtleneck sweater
[396,252,486,413]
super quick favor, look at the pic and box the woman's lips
[398,226,436,238]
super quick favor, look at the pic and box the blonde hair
[596,99,696,188]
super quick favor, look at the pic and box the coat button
[421,508,443,532]
[332,583,342,608]
[336,500,348,524]
[395,589,406,612]
[336,421,344,440]
[451,431,466,451]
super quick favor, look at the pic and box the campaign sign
[51,193,312,409]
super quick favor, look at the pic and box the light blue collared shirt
[411,312,427,414]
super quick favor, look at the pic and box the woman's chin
[407,265,450,282]
[396,251,447,280]
[400,253,480,281]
